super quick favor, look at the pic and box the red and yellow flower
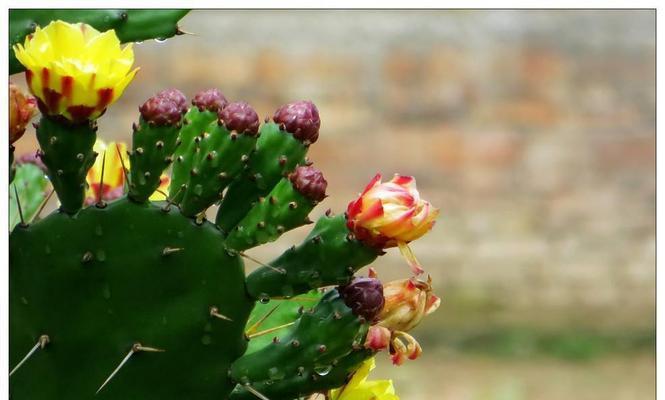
[85,139,170,205]
[346,174,439,274]
[9,83,37,144]
[13,20,138,122]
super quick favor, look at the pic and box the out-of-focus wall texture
[11,10,655,400]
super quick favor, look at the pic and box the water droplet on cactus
[95,225,103,236]
[201,335,212,345]
[259,294,270,304]
[193,184,203,196]
[155,37,167,43]
[267,367,285,381]
[313,365,332,376]
[96,250,106,262]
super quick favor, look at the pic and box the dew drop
[259,294,270,304]
[155,37,167,43]
[313,365,332,376]
[201,335,212,345]
[193,184,203,196]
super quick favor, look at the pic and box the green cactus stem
[224,165,327,252]
[216,99,320,233]
[229,289,371,398]
[10,198,253,399]
[178,101,260,217]
[128,90,185,203]
[170,89,228,204]
[10,9,190,75]
[229,349,374,400]
[35,115,97,214]
[245,214,380,299]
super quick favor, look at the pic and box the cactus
[9,18,441,400]
[9,9,190,74]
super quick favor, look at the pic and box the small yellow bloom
[13,20,138,122]
[329,358,399,400]
[85,139,170,205]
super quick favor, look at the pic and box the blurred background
[10,9,655,400]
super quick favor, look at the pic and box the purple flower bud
[192,88,228,113]
[155,88,188,114]
[273,100,321,144]
[289,165,327,202]
[218,101,260,135]
[139,94,183,126]
[338,277,385,322]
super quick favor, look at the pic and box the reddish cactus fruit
[139,90,185,126]
[9,83,37,144]
[289,165,328,202]
[273,100,321,144]
[218,101,260,135]
[338,277,385,322]
[192,88,228,112]
[156,88,188,114]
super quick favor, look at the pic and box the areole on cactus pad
[9,16,441,400]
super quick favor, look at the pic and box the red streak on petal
[355,199,384,226]
[97,88,114,110]
[67,105,95,121]
[41,67,50,88]
[61,76,73,99]
[346,197,363,219]
[42,88,62,112]
[392,175,414,186]
[25,70,33,87]
[361,173,382,196]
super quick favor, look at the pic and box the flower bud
[139,91,185,126]
[9,83,37,144]
[156,88,188,114]
[346,174,439,274]
[192,88,228,112]
[219,101,259,135]
[289,165,327,202]
[273,100,321,144]
[338,277,385,322]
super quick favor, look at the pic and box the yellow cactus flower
[329,358,399,400]
[13,20,138,122]
[85,139,170,205]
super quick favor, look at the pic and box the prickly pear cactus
[9,15,442,400]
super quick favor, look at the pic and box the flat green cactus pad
[9,197,253,399]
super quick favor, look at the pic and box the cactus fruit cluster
[9,15,441,400]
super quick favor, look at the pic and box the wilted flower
[364,272,441,365]
[329,358,399,400]
[85,139,169,205]
[13,20,138,122]
[9,83,37,144]
[378,276,441,333]
[346,174,439,275]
